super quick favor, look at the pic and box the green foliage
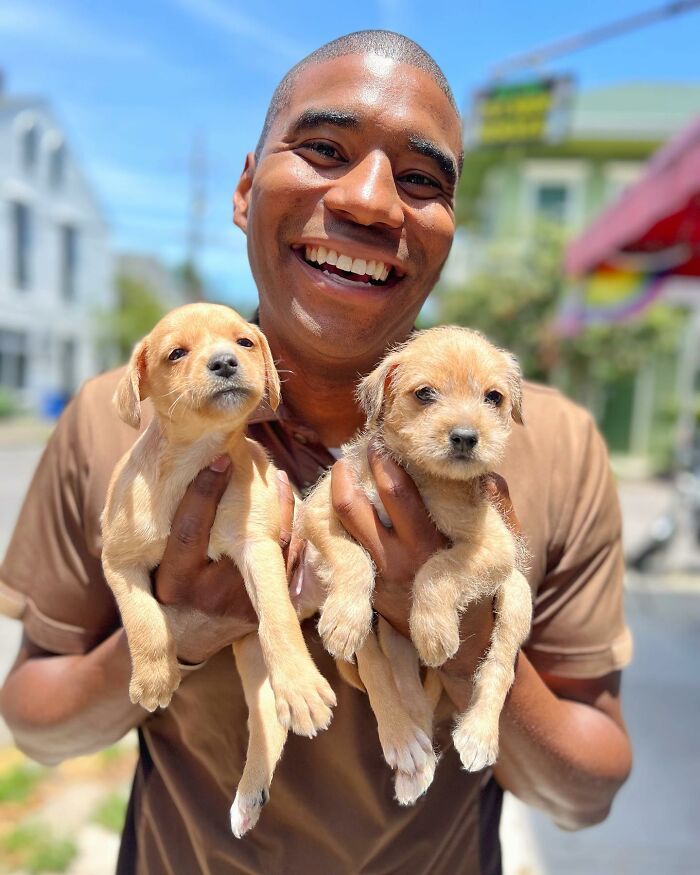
[0,387,20,419]
[91,792,128,834]
[0,823,77,873]
[104,274,167,362]
[436,224,686,394]
[0,763,45,803]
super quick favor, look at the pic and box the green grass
[0,823,77,873]
[0,763,46,804]
[91,792,128,833]
[97,744,126,766]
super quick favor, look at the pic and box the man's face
[234,53,462,369]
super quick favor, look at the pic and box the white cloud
[169,0,305,63]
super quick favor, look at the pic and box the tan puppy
[300,326,533,798]
[100,304,336,813]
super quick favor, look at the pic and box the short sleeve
[0,379,124,655]
[524,409,633,679]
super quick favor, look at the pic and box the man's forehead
[280,54,460,138]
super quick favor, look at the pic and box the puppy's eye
[168,348,188,361]
[414,386,438,404]
[485,390,503,406]
[236,338,254,348]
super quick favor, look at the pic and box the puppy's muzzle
[449,427,479,459]
[208,353,238,379]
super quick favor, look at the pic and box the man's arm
[0,463,295,765]
[330,449,632,830]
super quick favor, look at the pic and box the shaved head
[255,30,461,163]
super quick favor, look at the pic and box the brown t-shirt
[0,370,632,875]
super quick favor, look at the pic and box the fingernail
[209,454,230,472]
[277,470,289,485]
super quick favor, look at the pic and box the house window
[59,338,77,395]
[534,184,569,223]
[11,202,32,290]
[0,330,28,390]
[61,225,78,300]
[49,143,66,189]
[21,125,38,174]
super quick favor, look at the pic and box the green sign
[467,76,574,148]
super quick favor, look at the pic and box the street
[0,434,698,873]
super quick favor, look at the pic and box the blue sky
[2,0,699,308]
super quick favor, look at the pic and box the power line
[491,0,700,78]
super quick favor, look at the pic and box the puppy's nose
[207,353,238,379]
[450,428,479,453]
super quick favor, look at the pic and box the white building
[0,85,113,414]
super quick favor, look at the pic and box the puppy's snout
[449,428,479,454]
[207,353,238,379]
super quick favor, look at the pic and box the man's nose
[324,152,405,229]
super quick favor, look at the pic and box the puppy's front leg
[230,633,288,838]
[453,568,532,772]
[102,558,180,711]
[236,539,336,737]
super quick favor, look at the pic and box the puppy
[100,304,336,830]
[300,326,533,800]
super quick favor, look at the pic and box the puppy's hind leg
[356,631,437,806]
[230,633,288,838]
[453,569,532,772]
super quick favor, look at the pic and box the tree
[104,275,167,362]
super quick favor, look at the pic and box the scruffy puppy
[101,303,336,738]
[300,326,533,797]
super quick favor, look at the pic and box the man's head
[233,30,463,376]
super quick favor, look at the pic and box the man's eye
[302,141,343,161]
[400,172,439,189]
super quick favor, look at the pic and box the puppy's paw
[378,722,434,774]
[409,606,460,668]
[129,656,181,712]
[230,787,269,838]
[318,597,373,661]
[271,665,337,738]
[452,713,499,772]
[394,757,438,806]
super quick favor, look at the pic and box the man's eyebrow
[407,135,457,185]
[288,108,360,137]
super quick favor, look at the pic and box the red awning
[566,115,700,277]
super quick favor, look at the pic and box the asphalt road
[0,438,698,873]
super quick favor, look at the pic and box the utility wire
[491,0,700,78]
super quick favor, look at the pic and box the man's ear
[113,339,149,429]
[356,354,400,428]
[233,152,255,234]
[253,326,281,411]
[505,352,524,425]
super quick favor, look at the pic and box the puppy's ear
[505,352,524,425]
[113,339,149,429]
[356,353,400,427]
[253,326,281,411]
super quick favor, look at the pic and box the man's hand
[330,445,520,689]
[155,455,295,665]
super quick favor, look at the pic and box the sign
[466,76,575,148]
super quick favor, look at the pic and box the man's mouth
[295,244,402,289]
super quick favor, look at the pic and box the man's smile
[291,242,405,290]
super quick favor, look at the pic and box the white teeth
[303,245,393,283]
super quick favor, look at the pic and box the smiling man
[0,31,631,875]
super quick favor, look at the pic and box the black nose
[450,428,479,453]
[207,354,238,379]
